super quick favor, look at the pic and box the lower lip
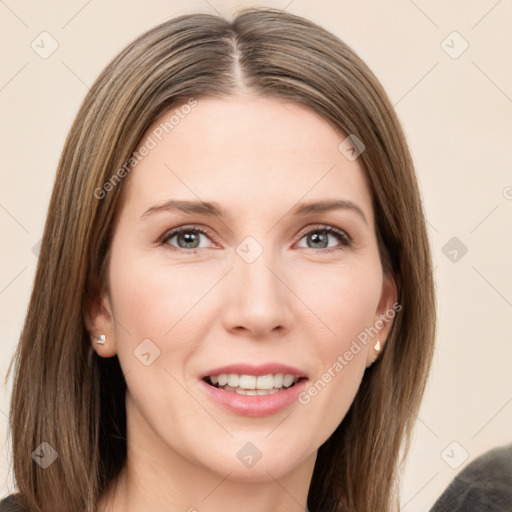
[199,378,308,417]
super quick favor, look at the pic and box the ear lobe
[84,288,118,358]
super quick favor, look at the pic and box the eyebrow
[141,199,368,224]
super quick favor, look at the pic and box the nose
[221,246,294,339]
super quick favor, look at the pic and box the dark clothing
[0,494,24,512]
[429,443,512,512]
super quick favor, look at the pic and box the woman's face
[91,96,396,483]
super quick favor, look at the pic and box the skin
[87,95,397,512]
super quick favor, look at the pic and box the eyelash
[159,224,353,255]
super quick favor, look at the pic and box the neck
[101,466,313,512]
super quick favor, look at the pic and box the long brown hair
[7,8,436,512]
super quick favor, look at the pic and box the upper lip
[200,363,308,379]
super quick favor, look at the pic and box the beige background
[1,0,511,509]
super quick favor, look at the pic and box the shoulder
[430,443,512,512]
[0,494,27,512]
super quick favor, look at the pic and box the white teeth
[207,372,299,391]
[227,374,239,387]
[238,375,257,389]
[273,373,284,387]
[234,388,280,396]
[256,374,274,390]
[283,374,295,387]
[235,388,258,395]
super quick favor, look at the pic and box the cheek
[106,246,211,434]
[106,240,226,395]
[291,261,381,432]
[108,246,213,342]
[292,257,383,347]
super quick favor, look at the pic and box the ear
[84,287,118,358]
[366,272,398,367]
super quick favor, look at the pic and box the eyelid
[159,223,353,253]
[295,223,352,245]
[159,224,221,249]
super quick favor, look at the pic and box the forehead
[121,96,374,224]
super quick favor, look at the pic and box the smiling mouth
[203,373,306,396]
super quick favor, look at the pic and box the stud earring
[95,334,106,345]
[370,334,382,365]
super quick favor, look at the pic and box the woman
[2,7,435,512]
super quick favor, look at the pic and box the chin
[193,441,313,483]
